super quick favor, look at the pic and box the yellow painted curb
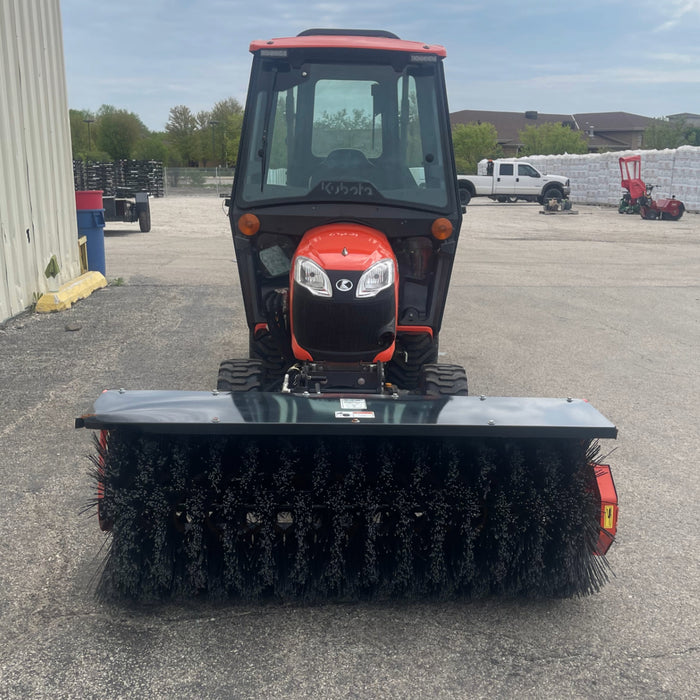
[36,271,108,313]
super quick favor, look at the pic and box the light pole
[83,117,95,152]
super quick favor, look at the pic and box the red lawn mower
[618,155,684,220]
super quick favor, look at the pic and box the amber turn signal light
[237,213,261,236]
[431,217,453,240]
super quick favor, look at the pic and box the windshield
[238,57,450,210]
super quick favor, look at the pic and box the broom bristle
[91,429,611,601]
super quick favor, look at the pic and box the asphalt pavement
[0,196,698,699]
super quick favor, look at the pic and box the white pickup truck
[457,159,570,205]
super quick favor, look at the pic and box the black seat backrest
[309,149,377,188]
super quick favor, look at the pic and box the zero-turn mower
[619,154,684,220]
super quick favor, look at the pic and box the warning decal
[335,411,376,420]
[340,398,367,410]
[603,505,615,529]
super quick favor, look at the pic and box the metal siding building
[0,0,80,323]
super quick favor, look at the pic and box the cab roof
[249,30,446,58]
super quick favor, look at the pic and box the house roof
[449,110,573,146]
[665,112,700,120]
[574,112,655,132]
[450,109,656,148]
[668,113,700,126]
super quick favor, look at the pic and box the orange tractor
[77,30,619,600]
[618,154,684,220]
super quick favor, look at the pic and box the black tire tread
[217,358,263,392]
[138,210,151,232]
[386,332,439,390]
[420,363,468,396]
[249,329,287,385]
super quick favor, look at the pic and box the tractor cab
[229,30,463,390]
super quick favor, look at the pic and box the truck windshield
[238,57,450,210]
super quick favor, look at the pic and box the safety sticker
[335,411,375,419]
[603,505,615,529]
[340,398,367,410]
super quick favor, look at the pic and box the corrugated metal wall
[0,0,80,323]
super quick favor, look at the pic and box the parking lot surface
[1,197,698,698]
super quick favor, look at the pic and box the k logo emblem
[336,279,353,292]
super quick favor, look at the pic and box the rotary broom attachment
[92,428,611,601]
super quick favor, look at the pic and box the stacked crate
[73,160,164,198]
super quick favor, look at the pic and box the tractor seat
[309,149,379,188]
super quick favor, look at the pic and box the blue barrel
[76,191,106,275]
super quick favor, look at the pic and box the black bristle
[91,430,611,601]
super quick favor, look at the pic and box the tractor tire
[249,329,288,388]
[217,358,263,392]
[419,363,468,396]
[386,332,438,390]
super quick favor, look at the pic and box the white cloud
[655,0,700,29]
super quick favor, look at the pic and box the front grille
[292,283,395,361]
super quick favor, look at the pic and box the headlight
[294,257,332,297]
[356,258,394,298]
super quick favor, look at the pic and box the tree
[69,108,91,158]
[518,122,588,156]
[165,105,199,165]
[211,98,244,166]
[313,108,376,155]
[196,110,215,165]
[95,105,148,160]
[164,98,244,166]
[643,118,689,150]
[132,131,171,162]
[685,127,700,146]
[211,97,243,124]
[223,111,244,167]
[451,122,502,174]
[69,109,110,160]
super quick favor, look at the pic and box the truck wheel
[543,187,563,203]
[138,209,151,232]
[419,364,468,396]
[217,359,263,391]
[458,186,472,206]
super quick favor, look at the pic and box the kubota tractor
[619,154,684,220]
[77,30,618,601]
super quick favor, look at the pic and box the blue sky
[60,0,700,131]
